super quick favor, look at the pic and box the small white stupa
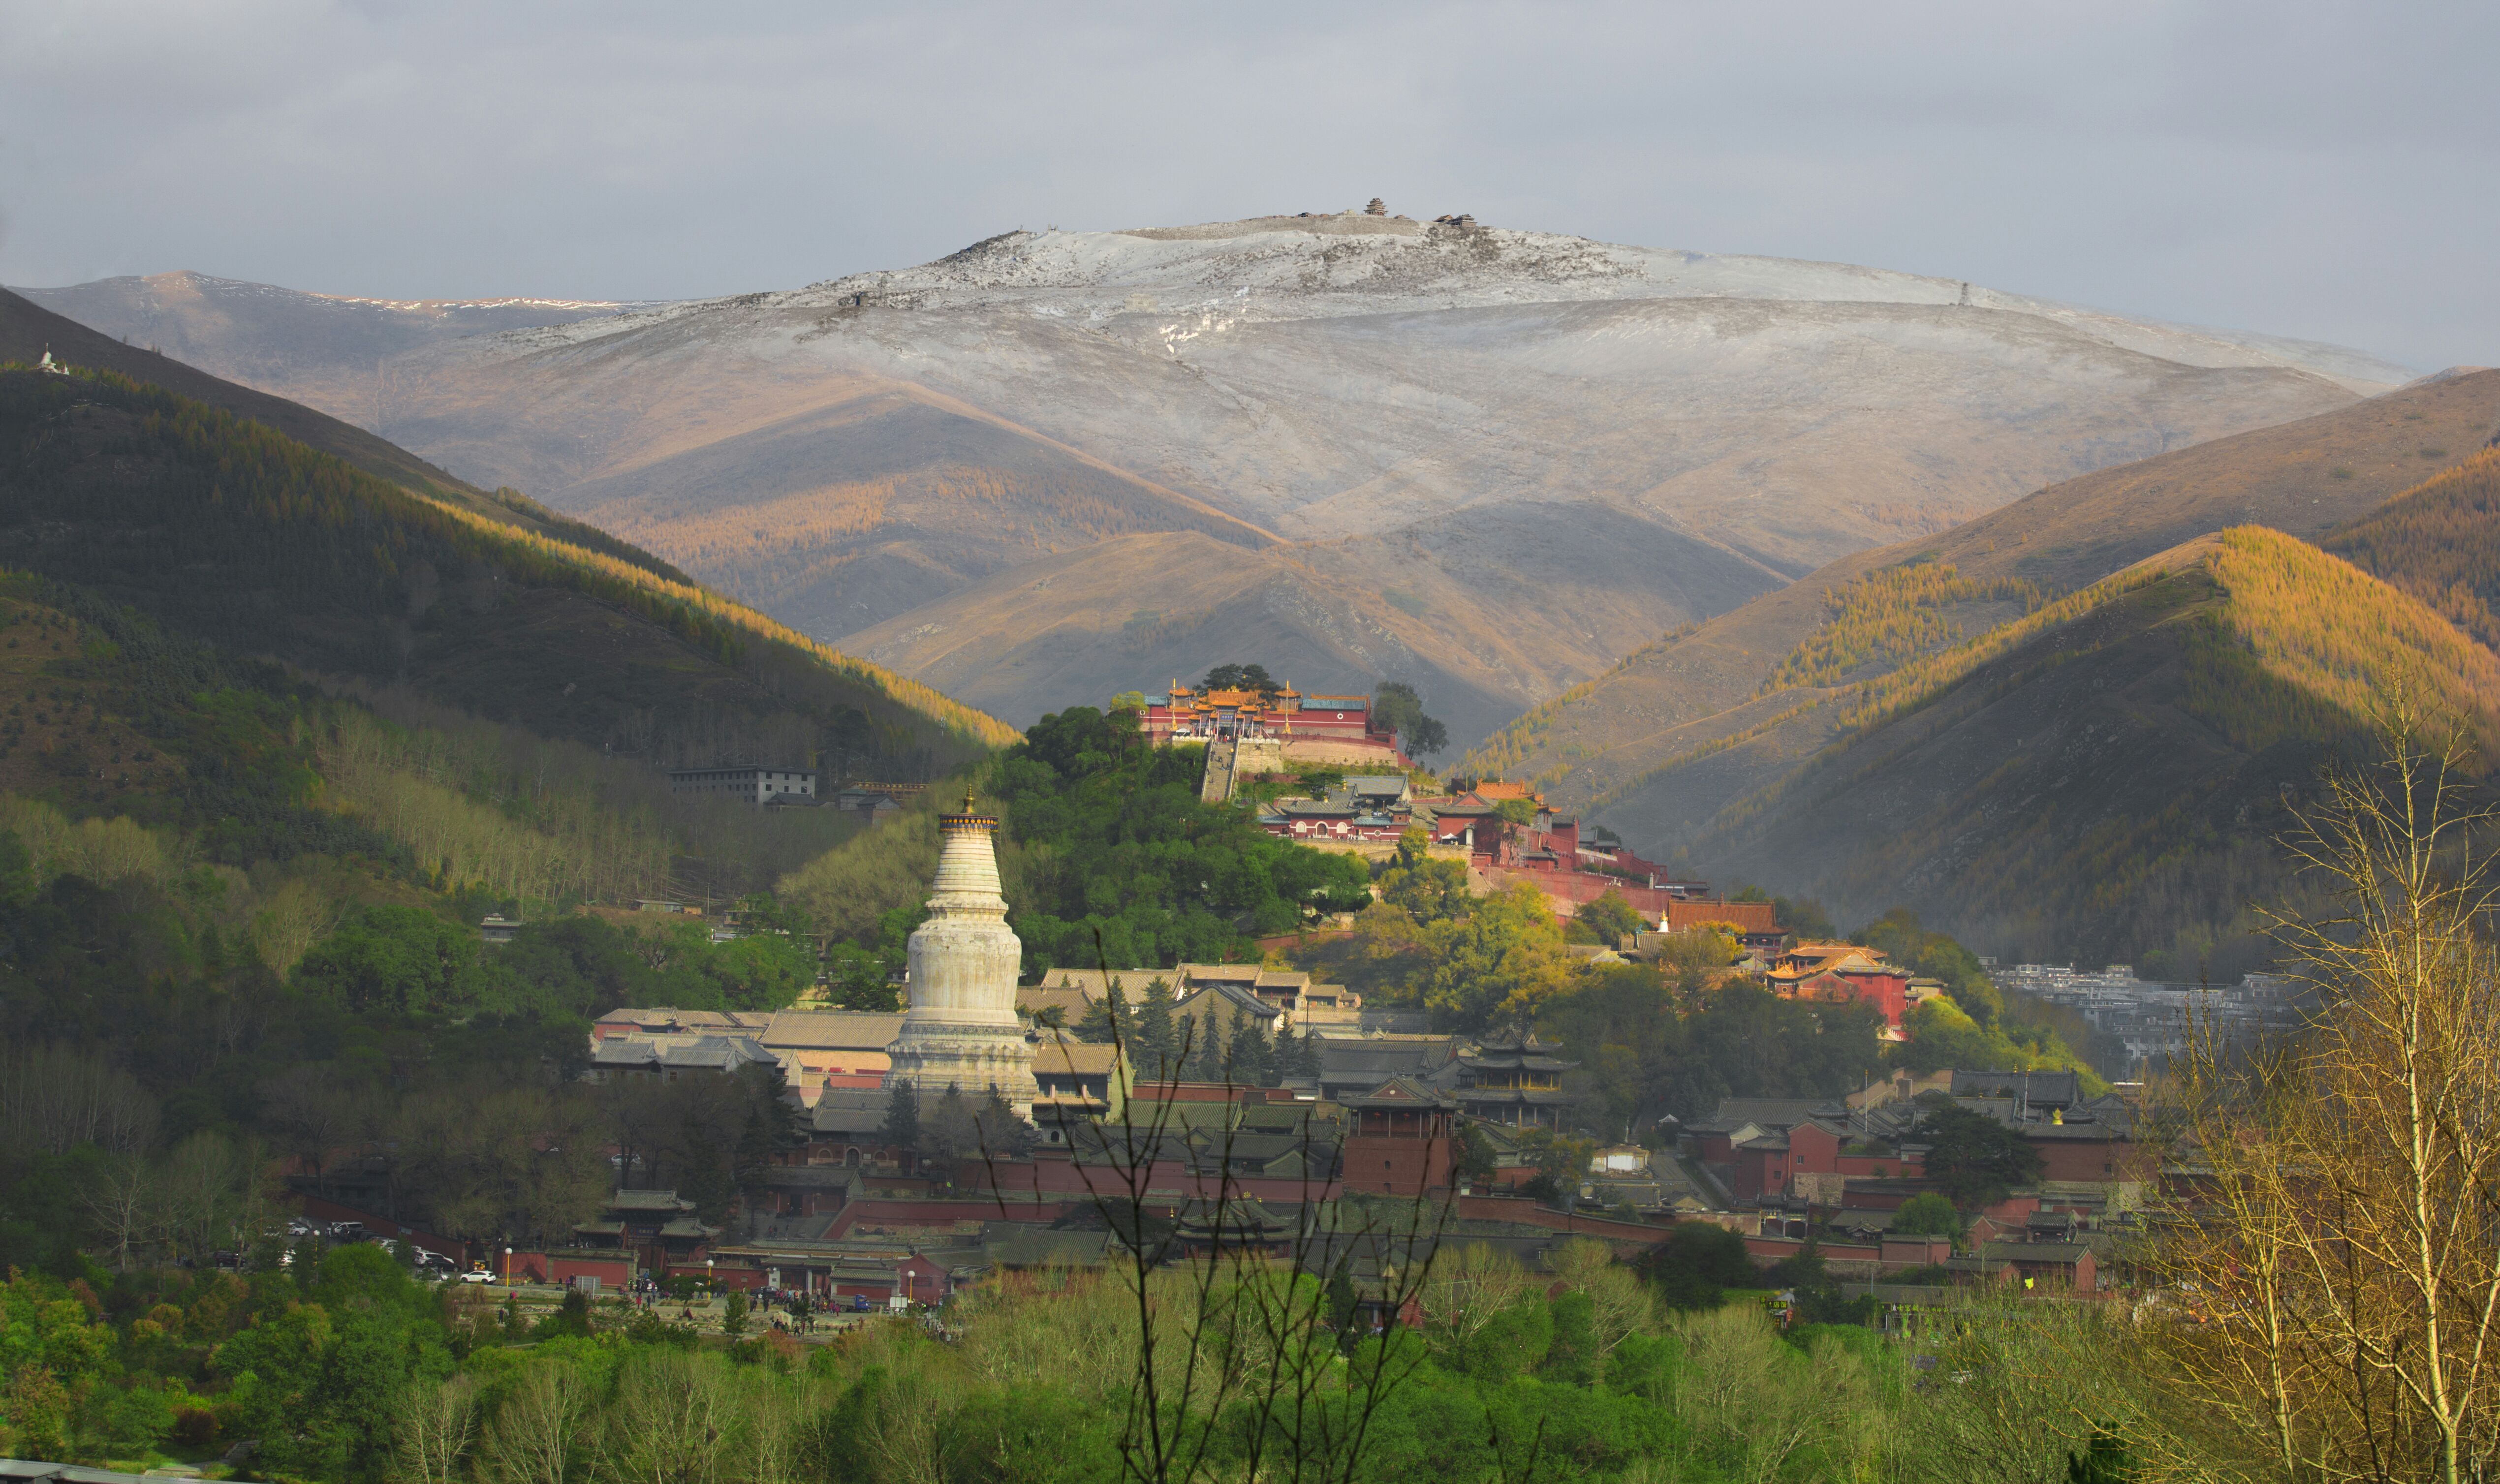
[883,794,1038,1115]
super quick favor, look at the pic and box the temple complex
[883,797,1038,1116]
[1137,680,1400,755]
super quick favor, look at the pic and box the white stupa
[883,794,1037,1115]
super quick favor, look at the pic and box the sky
[1,0,2492,371]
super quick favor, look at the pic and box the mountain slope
[1686,526,2500,974]
[1468,368,2500,832]
[0,286,685,581]
[2324,446,2500,648]
[12,269,645,431]
[0,366,1015,773]
[21,217,2407,735]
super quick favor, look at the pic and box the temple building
[1137,681,1398,753]
[1455,1033,1578,1129]
[883,797,1039,1116]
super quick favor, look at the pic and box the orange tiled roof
[1786,941,1882,964]
[1666,899,1780,934]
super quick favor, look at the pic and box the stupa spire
[883,792,1037,1116]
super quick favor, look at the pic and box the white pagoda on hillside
[883,795,1038,1115]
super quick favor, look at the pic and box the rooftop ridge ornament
[940,790,998,832]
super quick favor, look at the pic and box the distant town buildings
[1991,962,2307,1071]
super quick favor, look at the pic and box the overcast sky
[2,0,2491,370]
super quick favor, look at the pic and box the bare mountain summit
[19,216,2411,742]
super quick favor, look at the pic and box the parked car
[457,1268,496,1285]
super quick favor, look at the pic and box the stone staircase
[1199,736,1239,803]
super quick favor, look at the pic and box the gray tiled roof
[607,1189,696,1212]
[762,1010,906,1051]
[1686,1098,1837,1136]
[1950,1070,2082,1106]
[812,1088,896,1135]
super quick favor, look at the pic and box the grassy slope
[0,368,1015,767]
[1466,370,2500,831]
[1685,526,2500,971]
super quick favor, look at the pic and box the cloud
[0,0,2491,368]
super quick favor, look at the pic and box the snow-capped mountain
[19,215,2410,742]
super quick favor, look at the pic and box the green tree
[1415,884,1574,1030]
[293,904,481,1016]
[1073,986,1119,1044]
[1855,907,2003,1023]
[1454,1124,1499,1186]
[919,1084,979,1168]
[1201,663,1278,702]
[1540,1289,1600,1384]
[878,1080,920,1158]
[821,941,901,1011]
[1572,890,1644,947]
[1890,1191,1965,1240]
[1915,1097,2044,1206]
[1458,1297,1555,1381]
[1379,856,1471,923]
[1132,979,1180,1079]
[1371,681,1448,757]
[1635,1222,1761,1310]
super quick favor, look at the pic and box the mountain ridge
[0,360,1016,770]
[1468,368,2500,829]
[18,217,2403,738]
[1686,524,2500,974]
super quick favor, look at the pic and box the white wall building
[666,765,817,804]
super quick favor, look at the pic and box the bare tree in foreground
[2155,697,2500,1483]
[1000,988,1452,1484]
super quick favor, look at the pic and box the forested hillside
[0,287,671,569]
[781,705,1375,979]
[1686,526,2500,978]
[2325,444,2500,648]
[0,367,1013,769]
[1465,370,2500,839]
